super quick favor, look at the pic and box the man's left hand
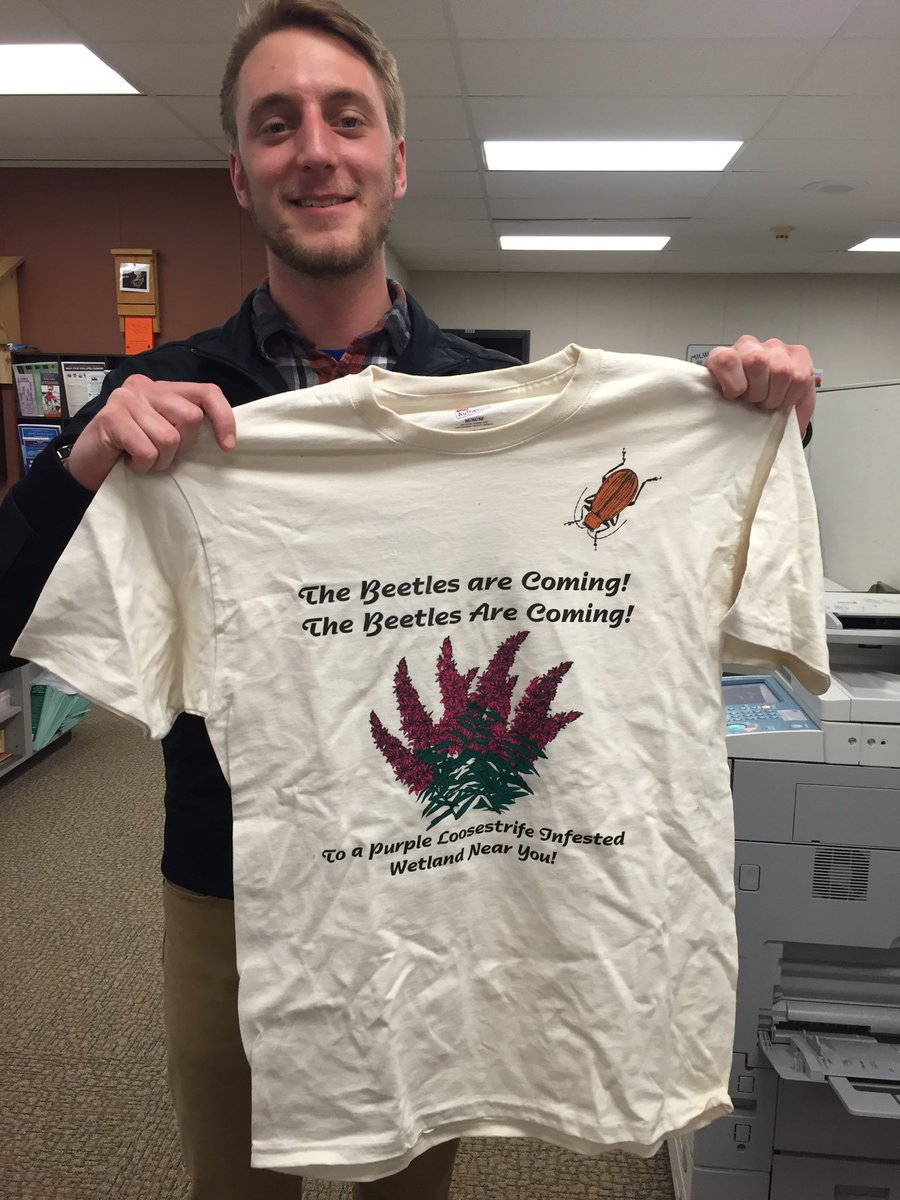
[705,335,815,436]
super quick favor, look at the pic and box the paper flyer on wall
[61,361,108,417]
[13,361,63,417]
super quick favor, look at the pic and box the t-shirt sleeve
[13,463,215,739]
[720,412,830,695]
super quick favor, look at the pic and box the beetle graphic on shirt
[567,448,660,548]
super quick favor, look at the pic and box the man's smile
[288,195,354,208]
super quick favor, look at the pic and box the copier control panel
[722,675,821,760]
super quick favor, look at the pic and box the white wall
[407,271,900,389]
[384,244,410,289]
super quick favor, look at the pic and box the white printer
[669,590,900,1200]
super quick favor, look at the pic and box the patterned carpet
[0,705,676,1199]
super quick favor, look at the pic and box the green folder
[31,683,91,750]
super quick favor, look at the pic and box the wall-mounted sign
[124,316,154,356]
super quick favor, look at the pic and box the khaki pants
[162,880,459,1200]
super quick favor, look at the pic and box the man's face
[229,27,406,280]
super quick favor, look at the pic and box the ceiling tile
[334,0,450,39]
[836,0,900,37]
[391,42,461,97]
[489,197,699,220]
[406,140,480,172]
[499,251,665,273]
[0,0,80,40]
[731,139,900,173]
[796,39,900,95]
[652,251,820,272]
[163,97,223,139]
[484,172,721,200]
[404,250,502,271]
[495,219,678,237]
[94,42,229,96]
[469,96,782,140]
[694,185,899,224]
[449,0,858,40]
[41,0,243,42]
[700,170,900,202]
[68,0,445,45]
[459,39,825,96]
[404,98,470,141]
[404,171,484,199]
[398,196,489,221]
[759,95,900,139]
[861,217,900,234]
[663,223,852,254]
[0,96,200,138]
[390,218,496,250]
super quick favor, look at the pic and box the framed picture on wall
[119,262,151,293]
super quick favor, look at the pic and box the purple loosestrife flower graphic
[369,631,582,828]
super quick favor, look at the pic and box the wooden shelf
[0,753,25,780]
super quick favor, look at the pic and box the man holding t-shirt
[0,2,819,1197]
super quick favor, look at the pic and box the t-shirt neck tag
[453,403,494,428]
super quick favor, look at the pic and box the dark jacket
[0,289,518,897]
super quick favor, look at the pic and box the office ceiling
[2,0,900,273]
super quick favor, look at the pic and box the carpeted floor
[0,705,676,1199]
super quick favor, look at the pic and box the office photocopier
[669,590,900,1200]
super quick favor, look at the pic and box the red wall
[1,167,268,352]
[0,167,269,491]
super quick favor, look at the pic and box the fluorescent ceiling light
[484,141,742,172]
[0,45,139,94]
[500,236,670,252]
[848,237,900,252]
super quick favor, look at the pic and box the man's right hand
[65,375,237,493]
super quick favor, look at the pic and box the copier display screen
[724,682,778,706]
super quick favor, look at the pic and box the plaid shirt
[251,279,411,390]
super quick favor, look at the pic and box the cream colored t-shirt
[16,346,830,1181]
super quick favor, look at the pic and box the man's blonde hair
[220,0,406,147]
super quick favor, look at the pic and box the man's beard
[245,174,395,281]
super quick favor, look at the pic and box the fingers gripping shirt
[15,346,830,1182]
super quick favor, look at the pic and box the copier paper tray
[760,1027,900,1119]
